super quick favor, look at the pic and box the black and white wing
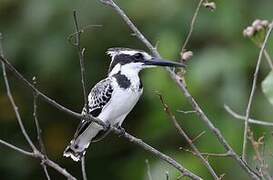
[73,78,114,138]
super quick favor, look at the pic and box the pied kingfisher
[63,47,185,161]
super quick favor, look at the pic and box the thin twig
[242,23,273,161]
[145,159,153,180]
[41,163,51,180]
[0,139,34,156]
[100,1,260,179]
[157,93,219,180]
[73,10,89,114]
[73,11,89,180]
[181,0,204,54]
[253,40,273,71]
[180,147,233,158]
[263,49,273,71]
[81,156,88,180]
[224,105,273,127]
[0,33,76,180]
[177,109,197,114]
[191,131,206,143]
[32,77,51,180]
[0,55,81,119]
[33,77,47,154]
[0,34,37,152]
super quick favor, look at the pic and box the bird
[63,47,186,161]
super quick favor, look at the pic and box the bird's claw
[115,125,126,136]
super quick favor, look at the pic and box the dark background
[0,0,273,179]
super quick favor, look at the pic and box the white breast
[97,80,143,126]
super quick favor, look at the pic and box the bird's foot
[115,125,126,136]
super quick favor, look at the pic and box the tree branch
[81,156,88,180]
[72,10,89,114]
[242,23,273,161]
[180,147,233,158]
[0,33,76,180]
[0,37,201,180]
[32,77,51,180]
[157,93,219,180]
[0,139,34,156]
[72,10,89,180]
[180,0,204,54]
[99,0,260,179]
[224,105,273,127]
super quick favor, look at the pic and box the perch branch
[100,0,260,179]
[242,23,273,161]
[0,47,201,180]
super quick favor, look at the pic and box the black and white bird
[63,47,185,161]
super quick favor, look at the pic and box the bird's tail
[63,140,88,162]
[63,122,102,162]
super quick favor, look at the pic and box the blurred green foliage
[0,0,273,179]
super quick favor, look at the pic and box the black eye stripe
[108,53,145,73]
[134,53,143,60]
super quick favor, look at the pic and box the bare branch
[180,147,233,158]
[0,34,37,152]
[177,109,197,114]
[157,93,219,180]
[43,158,76,180]
[242,23,273,161]
[263,49,273,70]
[32,77,47,154]
[32,77,51,180]
[224,105,273,127]
[0,139,34,156]
[73,10,89,114]
[72,11,89,180]
[181,0,204,55]
[0,55,81,119]
[0,41,201,180]
[81,156,88,180]
[41,163,51,180]
[0,33,76,180]
[99,1,260,179]
[191,131,206,143]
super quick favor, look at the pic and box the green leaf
[262,71,273,106]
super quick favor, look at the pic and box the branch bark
[99,0,260,179]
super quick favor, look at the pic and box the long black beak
[143,58,186,67]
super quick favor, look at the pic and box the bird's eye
[134,53,143,60]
